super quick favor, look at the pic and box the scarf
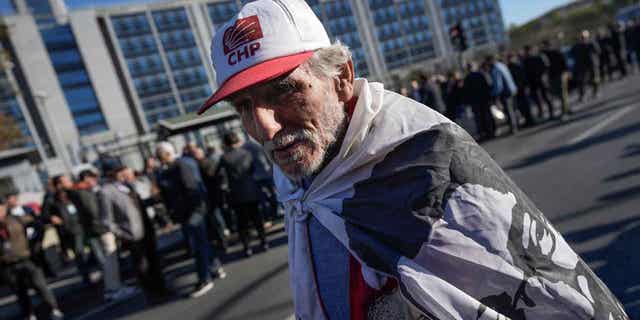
[274,78,627,320]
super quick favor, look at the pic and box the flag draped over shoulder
[274,78,628,320]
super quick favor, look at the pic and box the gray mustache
[263,129,314,154]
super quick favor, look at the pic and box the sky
[499,0,573,27]
[0,0,574,28]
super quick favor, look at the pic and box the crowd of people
[402,20,640,141]
[0,131,279,319]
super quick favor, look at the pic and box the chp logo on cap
[199,0,332,115]
[223,15,263,65]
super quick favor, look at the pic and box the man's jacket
[98,182,145,241]
[275,78,627,319]
[0,215,33,264]
[217,146,261,205]
[69,183,107,238]
[158,157,208,223]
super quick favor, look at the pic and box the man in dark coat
[186,144,229,253]
[216,132,268,256]
[608,23,627,77]
[571,30,601,102]
[506,52,535,126]
[52,174,90,284]
[522,45,554,120]
[156,142,224,298]
[444,71,465,122]
[596,27,614,82]
[541,40,570,118]
[463,62,494,140]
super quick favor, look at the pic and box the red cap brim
[198,51,315,115]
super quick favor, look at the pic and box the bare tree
[0,112,24,151]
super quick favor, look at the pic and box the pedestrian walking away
[522,45,554,120]
[156,142,225,298]
[571,30,601,102]
[197,0,628,319]
[506,52,535,127]
[486,54,519,133]
[541,40,571,119]
[463,61,494,140]
[216,132,269,257]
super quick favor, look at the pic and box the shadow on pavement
[201,260,289,320]
[552,182,640,226]
[597,184,640,202]
[564,216,640,319]
[622,144,640,158]
[603,167,640,182]
[506,121,640,170]
[517,90,640,139]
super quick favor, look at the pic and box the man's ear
[334,59,355,103]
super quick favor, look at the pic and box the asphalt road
[2,73,639,320]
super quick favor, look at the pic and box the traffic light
[449,23,467,52]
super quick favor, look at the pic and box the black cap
[101,158,125,175]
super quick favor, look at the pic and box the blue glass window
[207,1,239,29]
[40,24,108,135]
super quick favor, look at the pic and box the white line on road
[284,314,296,320]
[568,105,636,145]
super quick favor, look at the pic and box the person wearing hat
[0,195,64,320]
[198,1,627,319]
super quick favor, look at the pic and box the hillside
[508,0,637,49]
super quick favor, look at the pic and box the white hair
[305,41,352,79]
[155,141,176,159]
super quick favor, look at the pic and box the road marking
[284,314,295,320]
[568,105,636,145]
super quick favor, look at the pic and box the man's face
[118,168,136,183]
[156,150,171,165]
[84,176,98,188]
[59,175,73,190]
[229,64,349,180]
[6,195,18,208]
[0,204,6,221]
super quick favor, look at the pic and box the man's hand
[50,215,63,225]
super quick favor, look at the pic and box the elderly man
[198,1,627,319]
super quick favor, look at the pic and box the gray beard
[263,107,350,183]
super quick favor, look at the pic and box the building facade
[0,0,506,192]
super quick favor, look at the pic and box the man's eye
[273,80,297,96]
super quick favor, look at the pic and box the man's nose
[252,104,282,142]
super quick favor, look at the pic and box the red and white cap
[198,0,331,114]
